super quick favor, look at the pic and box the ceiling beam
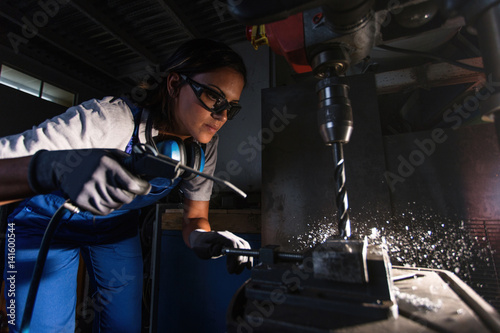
[0,2,128,86]
[69,0,160,65]
[0,44,107,97]
[154,0,203,39]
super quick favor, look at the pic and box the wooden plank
[376,57,484,94]
[161,209,261,234]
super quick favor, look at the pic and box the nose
[211,109,228,122]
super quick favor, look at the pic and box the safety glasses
[180,74,242,120]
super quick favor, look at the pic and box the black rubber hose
[20,202,69,333]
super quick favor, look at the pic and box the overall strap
[120,97,144,154]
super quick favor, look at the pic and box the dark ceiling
[0,0,248,94]
[0,0,491,136]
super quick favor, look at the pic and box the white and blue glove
[189,229,253,274]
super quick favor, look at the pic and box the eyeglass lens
[182,75,242,120]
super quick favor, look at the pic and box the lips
[205,123,220,134]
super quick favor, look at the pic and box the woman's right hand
[28,149,151,215]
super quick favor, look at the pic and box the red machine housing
[247,13,312,74]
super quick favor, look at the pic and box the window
[41,82,75,107]
[0,65,41,97]
[0,64,75,107]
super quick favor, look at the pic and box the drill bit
[332,142,351,238]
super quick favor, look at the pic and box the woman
[0,38,252,332]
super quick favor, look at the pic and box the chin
[192,133,213,144]
[197,137,212,144]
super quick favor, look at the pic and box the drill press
[225,0,500,331]
[225,3,400,332]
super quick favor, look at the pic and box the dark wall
[384,123,500,220]
[0,84,67,138]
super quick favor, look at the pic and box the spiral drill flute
[316,75,353,238]
[332,142,351,238]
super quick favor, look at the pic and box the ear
[167,73,182,98]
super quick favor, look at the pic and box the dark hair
[132,38,247,133]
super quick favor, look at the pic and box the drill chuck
[316,76,353,145]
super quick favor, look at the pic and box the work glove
[189,229,253,274]
[28,149,151,215]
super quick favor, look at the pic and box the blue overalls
[4,102,181,332]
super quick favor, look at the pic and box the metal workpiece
[312,238,368,283]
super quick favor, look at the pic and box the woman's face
[171,67,245,144]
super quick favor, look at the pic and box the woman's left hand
[189,229,253,274]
